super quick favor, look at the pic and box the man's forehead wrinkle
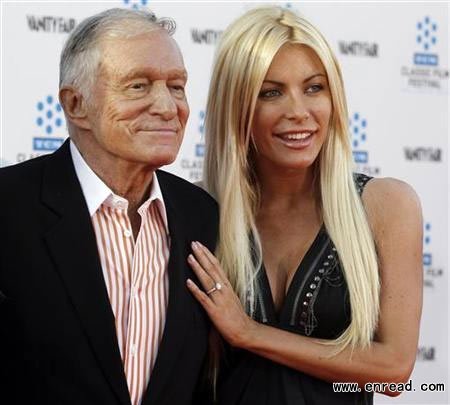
[114,66,187,82]
[98,44,187,82]
[96,60,122,88]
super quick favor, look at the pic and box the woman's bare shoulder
[362,177,422,241]
[363,177,421,212]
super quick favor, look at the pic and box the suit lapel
[141,174,194,405]
[41,141,131,405]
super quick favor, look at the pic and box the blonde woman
[186,6,422,404]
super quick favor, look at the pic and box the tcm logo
[423,222,432,266]
[400,15,448,92]
[180,110,204,181]
[196,110,205,158]
[414,16,438,66]
[349,112,368,164]
[423,221,444,288]
[33,95,65,152]
[122,0,149,10]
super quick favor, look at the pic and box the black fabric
[217,173,374,405]
[0,140,219,405]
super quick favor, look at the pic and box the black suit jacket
[0,141,218,405]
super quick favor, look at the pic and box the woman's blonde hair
[204,5,379,369]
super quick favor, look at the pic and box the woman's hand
[186,241,258,348]
[186,179,422,396]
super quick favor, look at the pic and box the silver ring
[206,282,222,295]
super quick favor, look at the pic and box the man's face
[86,30,189,169]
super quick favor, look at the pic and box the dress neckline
[259,224,328,325]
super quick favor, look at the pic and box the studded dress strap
[353,172,373,195]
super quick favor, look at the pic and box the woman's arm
[186,177,423,396]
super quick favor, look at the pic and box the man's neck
[71,137,155,208]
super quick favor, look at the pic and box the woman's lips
[274,131,315,149]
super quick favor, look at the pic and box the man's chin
[121,145,180,169]
[140,152,178,169]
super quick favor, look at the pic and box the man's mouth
[138,128,178,135]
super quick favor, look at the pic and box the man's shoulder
[156,169,217,209]
[0,155,56,214]
[0,154,51,186]
[156,170,219,242]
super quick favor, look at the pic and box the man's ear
[59,86,92,130]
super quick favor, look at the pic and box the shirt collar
[69,140,169,230]
[70,140,111,216]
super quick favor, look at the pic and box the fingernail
[191,241,199,249]
[187,254,194,261]
[186,278,193,285]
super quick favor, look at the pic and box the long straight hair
[204,6,380,379]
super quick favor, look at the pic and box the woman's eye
[306,84,324,94]
[259,89,281,98]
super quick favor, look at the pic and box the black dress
[217,174,374,405]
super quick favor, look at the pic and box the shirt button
[131,287,137,298]
[130,344,136,356]
[124,229,132,238]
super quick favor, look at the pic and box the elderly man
[0,8,217,405]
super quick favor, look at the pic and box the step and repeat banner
[1,1,448,404]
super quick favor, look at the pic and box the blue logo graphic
[122,0,149,10]
[423,222,432,266]
[196,110,205,157]
[34,95,65,151]
[196,144,205,157]
[350,112,368,164]
[198,110,205,134]
[414,17,438,66]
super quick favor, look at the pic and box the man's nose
[148,82,178,120]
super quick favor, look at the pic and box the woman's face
[251,43,332,174]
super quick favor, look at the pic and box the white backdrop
[1,1,448,404]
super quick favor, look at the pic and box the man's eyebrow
[119,68,188,82]
[167,69,188,80]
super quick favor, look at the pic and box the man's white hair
[59,8,175,97]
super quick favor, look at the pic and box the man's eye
[171,85,185,93]
[130,83,147,90]
[259,89,281,98]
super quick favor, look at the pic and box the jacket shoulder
[156,170,218,211]
[0,154,50,187]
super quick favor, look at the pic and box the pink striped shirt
[70,141,170,405]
